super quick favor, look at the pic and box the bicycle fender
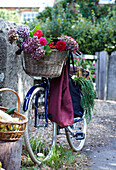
[23,83,45,111]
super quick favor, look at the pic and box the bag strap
[67,52,90,79]
[67,51,75,77]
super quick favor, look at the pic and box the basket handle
[0,88,20,113]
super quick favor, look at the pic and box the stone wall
[0,19,33,113]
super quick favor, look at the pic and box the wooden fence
[83,51,116,101]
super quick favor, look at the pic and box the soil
[56,99,116,169]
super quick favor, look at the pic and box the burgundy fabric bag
[48,64,74,127]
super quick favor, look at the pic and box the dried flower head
[8,29,19,44]
[16,25,30,49]
[23,36,45,60]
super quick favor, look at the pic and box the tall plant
[72,76,96,123]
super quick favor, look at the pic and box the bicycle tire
[65,116,87,151]
[24,87,57,164]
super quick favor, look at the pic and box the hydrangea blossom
[58,35,79,54]
[23,36,45,60]
[16,25,30,49]
[17,25,30,39]
[8,26,81,60]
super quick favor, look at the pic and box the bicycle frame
[23,78,49,127]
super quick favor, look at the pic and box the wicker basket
[0,88,28,141]
[23,49,67,78]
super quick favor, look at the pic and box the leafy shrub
[38,17,115,55]
[72,17,116,54]
[25,1,116,55]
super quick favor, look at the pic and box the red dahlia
[56,40,66,51]
[34,30,43,38]
[49,42,56,49]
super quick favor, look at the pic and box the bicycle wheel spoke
[65,117,87,151]
[24,87,56,164]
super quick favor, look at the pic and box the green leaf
[30,24,41,37]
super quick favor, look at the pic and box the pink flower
[39,37,47,46]
[56,40,66,51]
[76,57,79,59]
[92,64,95,67]
[76,44,79,49]
[83,57,85,60]
[34,30,43,38]
[93,71,96,75]
[93,72,96,78]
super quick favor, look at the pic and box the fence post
[107,51,116,100]
[96,51,109,100]
[95,52,100,99]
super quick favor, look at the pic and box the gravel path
[88,140,116,170]
[81,99,116,170]
[56,99,116,169]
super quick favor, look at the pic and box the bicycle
[23,76,87,164]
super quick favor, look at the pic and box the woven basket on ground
[23,49,67,78]
[0,88,28,141]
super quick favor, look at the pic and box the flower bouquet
[8,24,81,77]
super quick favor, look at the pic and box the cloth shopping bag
[48,64,74,127]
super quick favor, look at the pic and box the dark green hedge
[25,1,116,55]
[39,17,116,55]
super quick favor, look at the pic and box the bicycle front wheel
[24,87,57,164]
[65,117,87,151]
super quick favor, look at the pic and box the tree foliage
[24,0,116,54]
[0,9,20,23]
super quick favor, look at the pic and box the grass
[42,145,77,168]
[21,143,89,169]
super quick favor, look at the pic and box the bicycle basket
[23,49,67,78]
[0,88,28,141]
